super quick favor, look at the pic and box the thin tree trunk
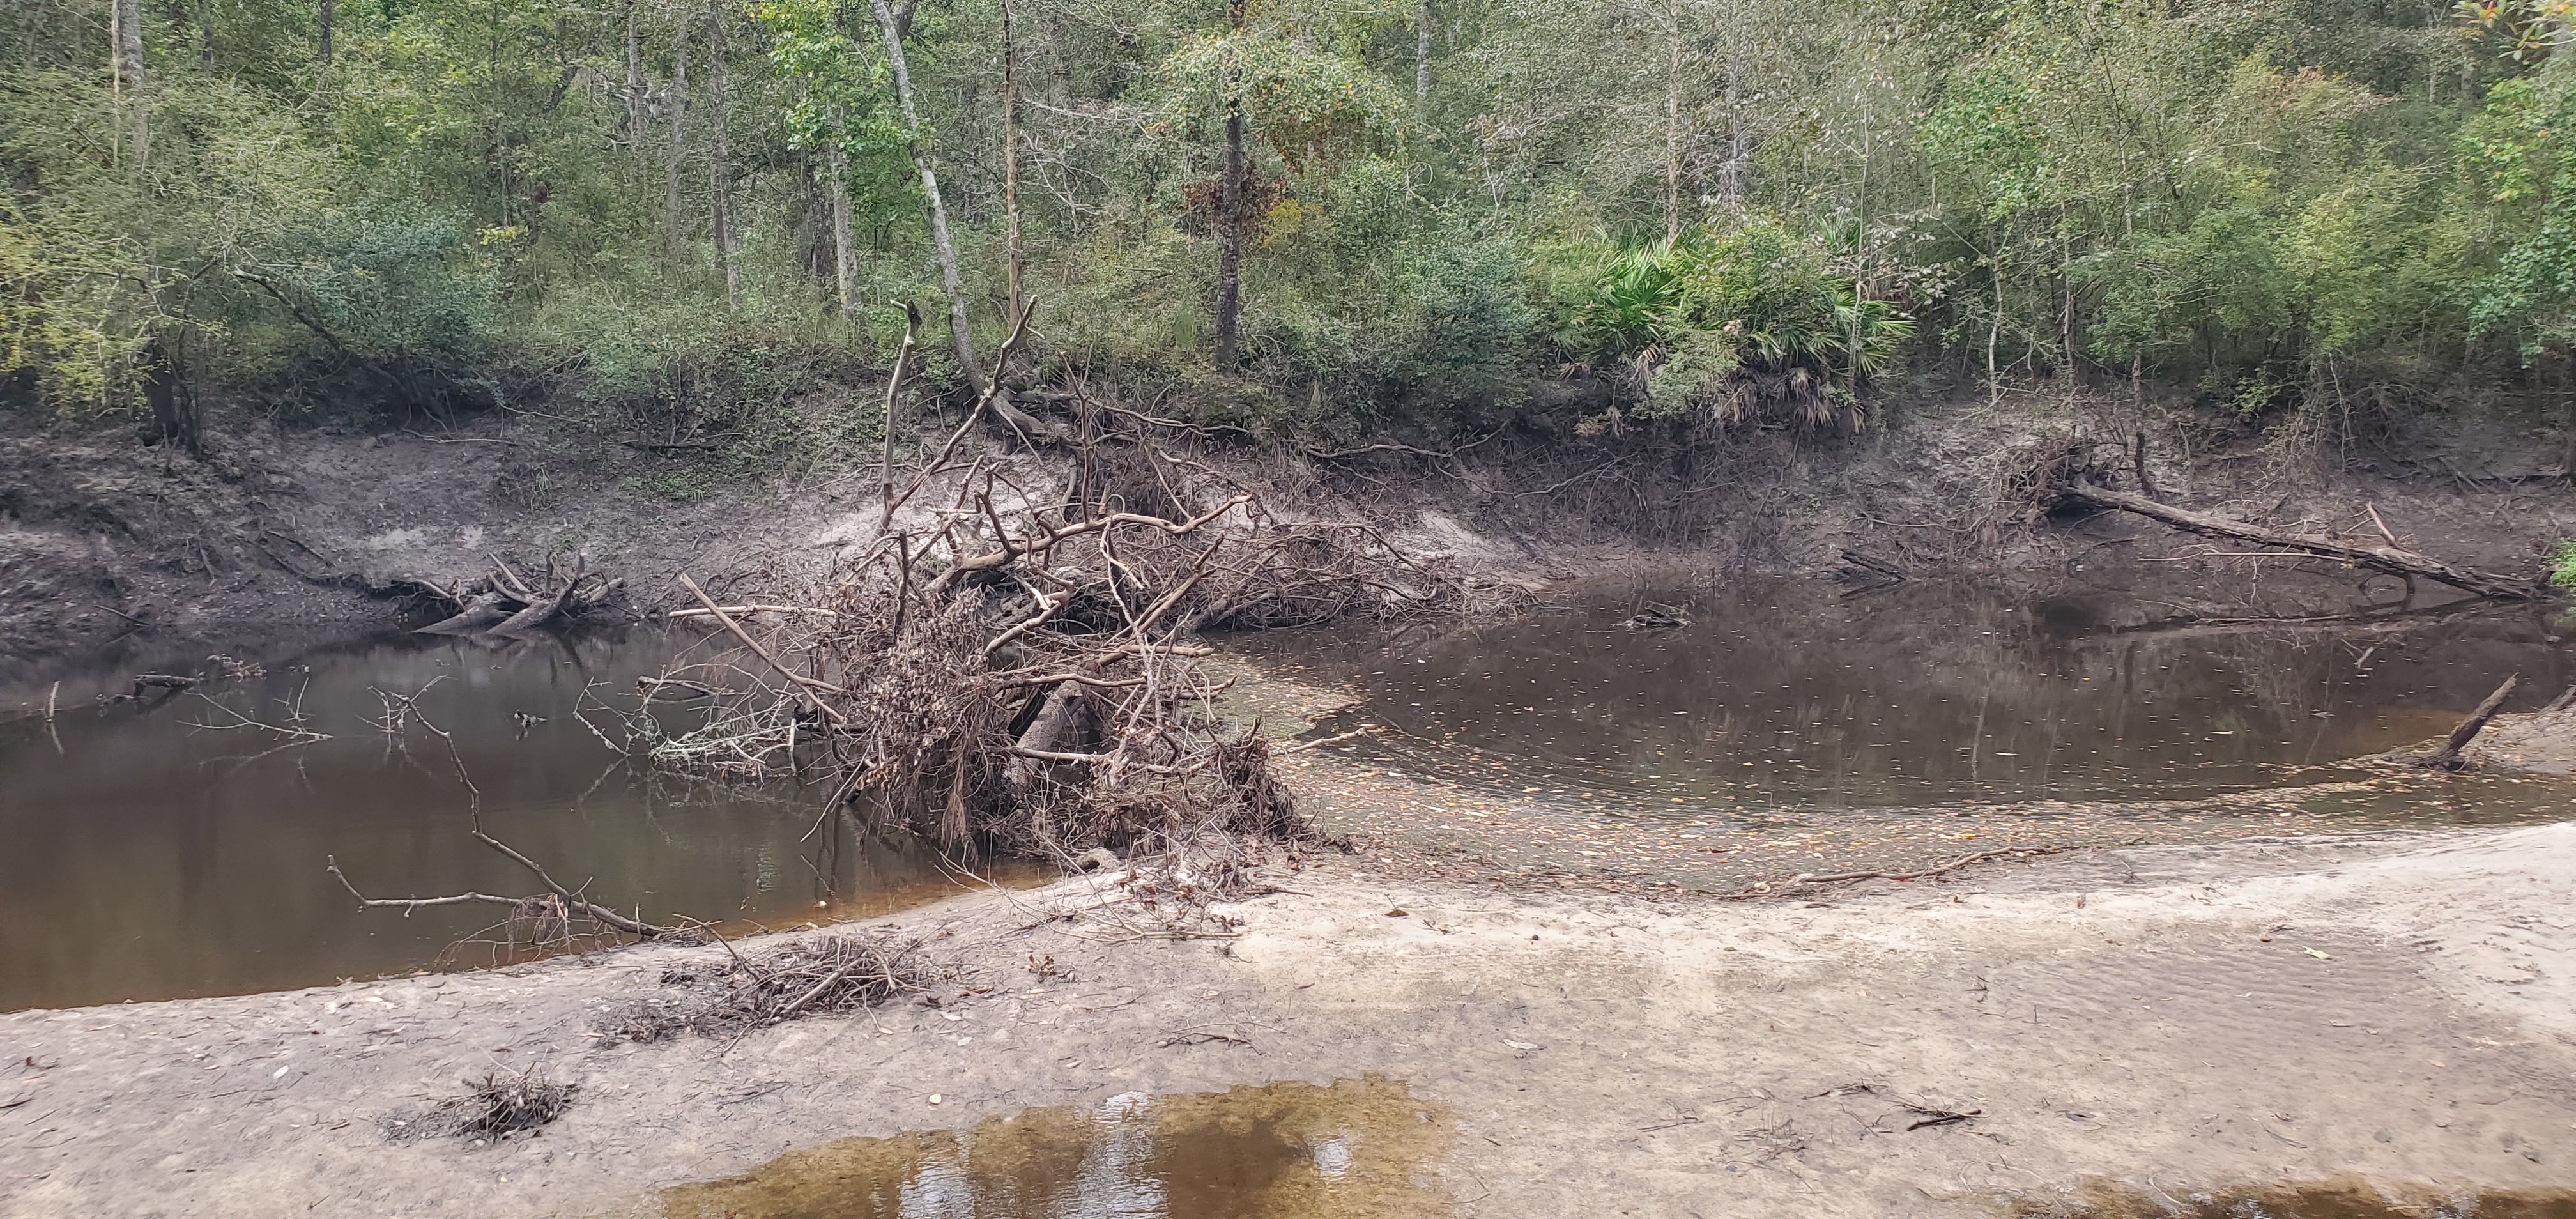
[1002,0,1023,323]
[622,0,642,155]
[2059,232,2074,381]
[666,12,690,260]
[1213,0,1246,367]
[1664,2,1683,245]
[707,0,737,307]
[871,0,981,389]
[318,0,333,67]
[828,144,856,318]
[193,0,213,69]
[1719,0,1746,203]
[1850,123,1866,397]
[1416,0,1431,102]
[1988,261,2004,408]
[112,0,148,166]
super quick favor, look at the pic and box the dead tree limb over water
[2411,674,2519,771]
[2055,478,2539,601]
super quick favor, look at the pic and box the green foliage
[1154,22,1408,164]
[1673,221,1846,365]
[234,198,501,375]
[2549,539,2576,589]
[2460,69,2576,358]
[3,0,2573,454]
[1380,229,1538,408]
[1639,327,1740,420]
[1560,218,1914,427]
[0,200,157,413]
[1558,240,1686,362]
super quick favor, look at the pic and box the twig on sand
[594,933,930,1042]
[388,1067,574,1144]
[1787,844,2094,887]
[1276,724,1381,755]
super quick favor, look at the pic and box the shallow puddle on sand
[649,1076,1452,1218]
[2018,1179,2576,1218]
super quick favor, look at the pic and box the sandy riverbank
[4,822,2572,1218]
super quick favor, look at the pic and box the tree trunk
[665,12,690,260]
[707,0,737,307]
[192,0,213,69]
[621,0,642,155]
[318,0,333,67]
[2058,479,2538,600]
[1416,0,1431,102]
[1987,262,2003,408]
[871,0,980,388]
[2413,675,2518,770]
[1849,123,1867,398]
[1005,680,1088,793]
[827,144,856,319]
[111,0,148,166]
[1213,0,1247,367]
[1664,1,1685,243]
[1002,0,1024,324]
[141,339,199,454]
[1718,0,1747,203]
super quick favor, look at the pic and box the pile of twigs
[389,1067,578,1144]
[638,302,1476,866]
[598,933,931,1043]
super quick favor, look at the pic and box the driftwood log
[2411,674,2520,771]
[2058,479,2537,600]
[417,553,619,637]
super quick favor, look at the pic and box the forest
[4,0,2573,457]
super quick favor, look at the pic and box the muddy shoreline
[4,825,2572,1217]
[10,383,2576,688]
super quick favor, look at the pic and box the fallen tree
[631,302,1499,871]
[2409,674,2520,771]
[415,553,620,637]
[2051,478,2539,601]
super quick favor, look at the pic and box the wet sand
[5,822,2572,1218]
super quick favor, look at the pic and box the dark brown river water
[4,581,2571,1012]
[0,628,1021,1013]
[1245,580,2576,817]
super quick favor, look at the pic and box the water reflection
[1248,581,2576,813]
[0,627,1022,1012]
[652,1076,1450,1219]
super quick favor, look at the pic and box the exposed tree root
[627,326,1506,901]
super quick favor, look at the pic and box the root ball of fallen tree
[643,371,1483,870]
